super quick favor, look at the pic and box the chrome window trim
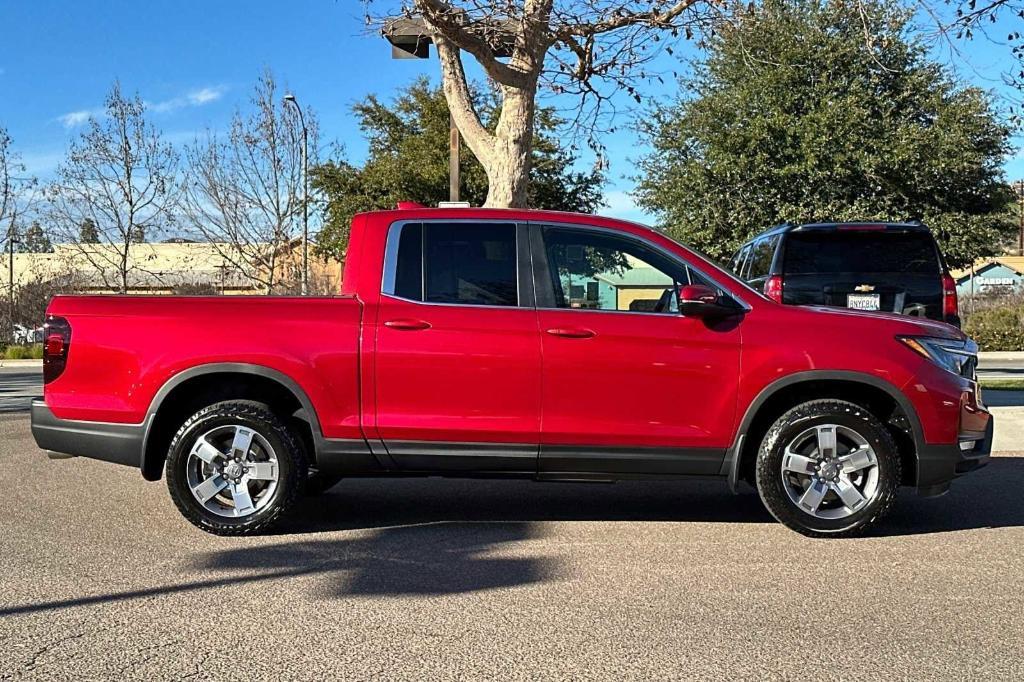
[531,221,754,314]
[381,218,525,309]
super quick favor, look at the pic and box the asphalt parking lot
[2,411,1023,680]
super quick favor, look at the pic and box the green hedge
[2,344,43,360]
[963,304,1024,351]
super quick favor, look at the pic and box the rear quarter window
[783,232,940,275]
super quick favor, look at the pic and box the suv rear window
[783,232,939,275]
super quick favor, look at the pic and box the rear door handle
[384,318,432,331]
[545,327,596,339]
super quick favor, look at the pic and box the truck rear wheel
[755,399,900,538]
[165,400,308,536]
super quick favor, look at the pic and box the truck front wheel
[165,400,308,535]
[755,399,901,538]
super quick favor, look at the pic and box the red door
[372,221,541,472]
[533,224,743,476]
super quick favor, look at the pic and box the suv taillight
[42,315,71,384]
[941,272,959,323]
[764,275,784,303]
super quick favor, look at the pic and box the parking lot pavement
[2,415,1023,680]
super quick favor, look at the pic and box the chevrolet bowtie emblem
[854,284,876,292]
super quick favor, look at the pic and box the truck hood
[796,305,966,341]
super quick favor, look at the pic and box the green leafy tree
[635,0,1015,267]
[79,218,100,244]
[312,78,604,259]
[21,221,52,253]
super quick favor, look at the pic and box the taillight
[42,315,71,384]
[764,275,784,303]
[942,272,958,322]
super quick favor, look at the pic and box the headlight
[898,336,977,378]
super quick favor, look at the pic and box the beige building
[10,240,342,295]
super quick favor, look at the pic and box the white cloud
[188,86,224,105]
[150,85,226,113]
[58,84,227,129]
[57,108,103,129]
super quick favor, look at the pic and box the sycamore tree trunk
[486,86,536,208]
[432,28,544,209]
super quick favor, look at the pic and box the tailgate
[783,272,942,318]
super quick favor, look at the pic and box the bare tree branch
[46,82,179,294]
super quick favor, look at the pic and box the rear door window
[783,232,940,275]
[731,244,752,278]
[389,222,519,306]
[747,236,778,281]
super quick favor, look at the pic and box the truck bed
[44,295,364,441]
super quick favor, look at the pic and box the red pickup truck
[31,207,993,537]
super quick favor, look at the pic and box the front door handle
[545,327,596,339]
[384,318,432,331]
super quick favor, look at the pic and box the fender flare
[723,370,924,492]
[139,363,326,479]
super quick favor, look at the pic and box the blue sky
[0,0,1021,226]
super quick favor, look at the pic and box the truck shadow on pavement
[0,521,563,617]
[878,455,1024,536]
[278,477,774,535]
[276,455,1024,539]
[193,521,564,596]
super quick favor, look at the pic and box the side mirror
[679,284,734,318]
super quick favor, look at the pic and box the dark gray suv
[730,222,959,326]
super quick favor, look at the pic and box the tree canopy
[635,0,1015,268]
[312,77,604,259]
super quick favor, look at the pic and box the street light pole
[283,94,309,296]
[6,218,16,342]
[1017,179,1023,257]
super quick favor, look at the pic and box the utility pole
[282,94,309,296]
[450,113,460,203]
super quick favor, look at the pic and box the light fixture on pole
[282,93,309,296]
[382,16,514,205]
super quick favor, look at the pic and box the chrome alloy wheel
[185,425,280,519]
[780,424,879,520]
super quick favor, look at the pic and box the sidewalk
[979,351,1024,361]
[0,359,42,368]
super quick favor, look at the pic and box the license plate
[847,293,880,310]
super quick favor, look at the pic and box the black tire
[165,400,308,536]
[305,469,343,496]
[755,399,900,538]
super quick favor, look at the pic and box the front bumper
[916,414,993,497]
[30,399,144,468]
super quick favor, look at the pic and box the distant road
[0,366,42,413]
[977,354,1024,381]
